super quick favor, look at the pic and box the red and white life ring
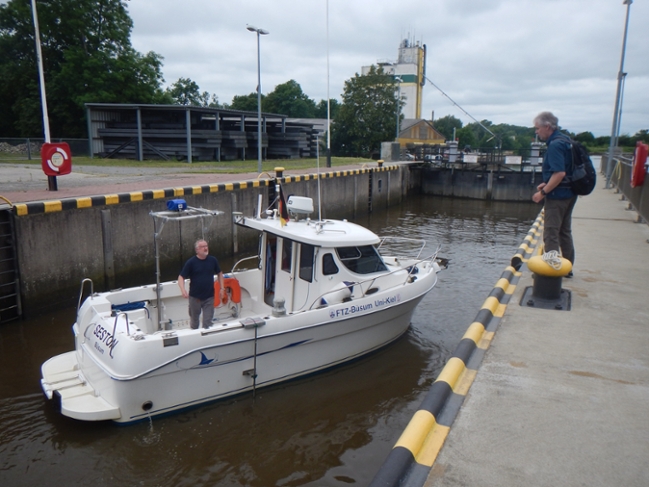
[631,141,648,188]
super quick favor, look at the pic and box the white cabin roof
[238,216,381,247]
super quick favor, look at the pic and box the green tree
[230,93,262,112]
[617,134,633,147]
[315,98,340,119]
[464,121,486,146]
[166,77,221,107]
[167,77,202,106]
[263,80,316,117]
[0,0,167,137]
[595,135,610,146]
[632,129,649,144]
[575,131,595,145]
[331,65,399,157]
[433,115,463,141]
[456,126,477,150]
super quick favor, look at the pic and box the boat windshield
[336,245,388,274]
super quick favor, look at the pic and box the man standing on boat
[178,239,226,328]
[532,111,577,276]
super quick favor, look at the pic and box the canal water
[0,195,540,487]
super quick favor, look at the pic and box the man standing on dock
[532,111,577,275]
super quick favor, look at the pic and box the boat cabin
[236,197,395,314]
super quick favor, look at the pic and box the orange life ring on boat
[630,141,648,188]
[213,277,242,306]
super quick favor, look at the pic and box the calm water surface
[0,195,540,487]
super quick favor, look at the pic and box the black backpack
[554,136,597,196]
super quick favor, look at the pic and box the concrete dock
[424,185,649,486]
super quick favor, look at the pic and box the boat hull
[42,291,427,423]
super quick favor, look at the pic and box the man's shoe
[565,271,573,278]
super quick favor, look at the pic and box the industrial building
[362,38,427,120]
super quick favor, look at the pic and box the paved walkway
[425,185,649,486]
[0,163,274,203]
[0,162,370,204]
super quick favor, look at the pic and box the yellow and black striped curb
[369,213,543,487]
[511,211,544,270]
[11,165,396,216]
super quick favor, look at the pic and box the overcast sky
[127,0,648,137]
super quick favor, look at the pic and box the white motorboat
[41,194,444,423]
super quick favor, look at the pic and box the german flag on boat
[279,184,290,227]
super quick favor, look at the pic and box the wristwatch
[540,189,547,196]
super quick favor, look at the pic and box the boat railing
[377,236,428,260]
[112,311,131,338]
[365,247,441,291]
[110,311,131,358]
[307,251,439,311]
[231,255,260,273]
[76,278,94,315]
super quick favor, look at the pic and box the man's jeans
[543,196,578,264]
[188,296,214,329]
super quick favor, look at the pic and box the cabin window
[299,244,315,282]
[322,253,339,275]
[336,245,387,274]
[281,239,293,272]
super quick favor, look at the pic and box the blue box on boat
[167,199,187,211]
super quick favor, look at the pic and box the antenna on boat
[317,134,322,221]
[326,0,331,169]
[315,0,331,222]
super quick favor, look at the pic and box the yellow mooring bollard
[522,253,572,310]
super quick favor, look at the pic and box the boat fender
[214,277,242,306]
[343,281,355,294]
[631,141,648,188]
[322,282,353,305]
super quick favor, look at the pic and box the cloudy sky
[127,0,648,137]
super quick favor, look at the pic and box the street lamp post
[395,76,402,140]
[605,0,633,188]
[247,25,269,174]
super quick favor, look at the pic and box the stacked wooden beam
[98,128,224,161]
